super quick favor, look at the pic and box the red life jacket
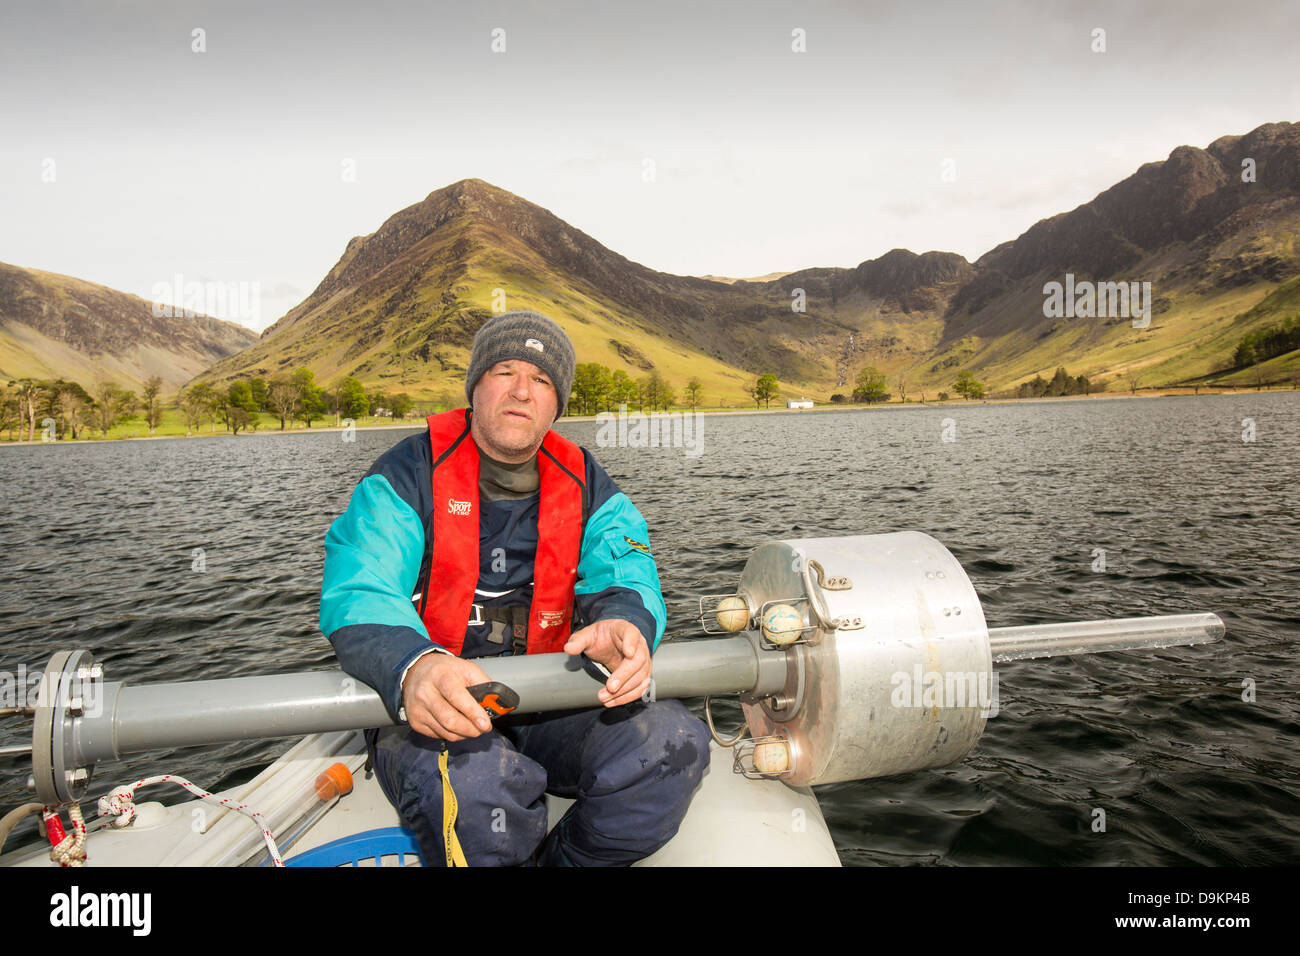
[416,408,587,656]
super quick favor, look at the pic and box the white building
[786,398,814,409]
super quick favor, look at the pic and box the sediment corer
[717,533,1223,786]
[6,532,1223,805]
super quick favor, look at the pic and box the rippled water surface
[2,394,1298,865]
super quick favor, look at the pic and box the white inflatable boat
[0,532,1222,868]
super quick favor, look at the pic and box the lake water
[2,393,1298,865]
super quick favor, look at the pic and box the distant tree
[92,381,135,436]
[896,368,907,402]
[1124,370,1143,395]
[938,391,950,402]
[754,373,779,409]
[227,407,254,435]
[1017,374,1048,399]
[293,369,326,428]
[180,384,217,436]
[953,371,984,400]
[267,376,299,430]
[1234,340,1255,368]
[141,376,164,434]
[608,370,638,411]
[298,388,327,428]
[830,393,847,404]
[638,370,672,412]
[389,393,414,419]
[249,377,269,411]
[227,381,258,413]
[10,378,41,441]
[48,379,93,439]
[684,377,703,410]
[201,384,224,433]
[328,382,343,426]
[180,385,223,437]
[223,381,258,432]
[1047,366,1073,397]
[572,362,612,416]
[1233,318,1300,368]
[299,389,327,427]
[1017,367,1102,400]
[38,381,64,436]
[853,366,889,404]
[0,383,19,440]
[366,388,389,416]
[337,377,370,418]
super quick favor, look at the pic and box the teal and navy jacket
[320,421,667,720]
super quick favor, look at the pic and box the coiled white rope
[43,804,87,867]
[97,774,284,867]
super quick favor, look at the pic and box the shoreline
[2,386,1295,447]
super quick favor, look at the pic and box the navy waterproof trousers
[365,699,710,866]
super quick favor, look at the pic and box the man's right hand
[401,652,494,741]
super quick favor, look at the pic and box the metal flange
[30,649,98,805]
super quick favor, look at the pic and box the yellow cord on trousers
[439,748,468,867]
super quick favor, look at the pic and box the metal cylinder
[988,613,1225,662]
[742,532,994,787]
[60,635,782,770]
[20,530,1226,805]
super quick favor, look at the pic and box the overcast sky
[2,0,1297,331]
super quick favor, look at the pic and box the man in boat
[319,310,710,866]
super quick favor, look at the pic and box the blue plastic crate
[285,826,425,867]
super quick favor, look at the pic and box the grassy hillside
[926,201,1300,395]
[0,262,257,395]
[186,122,1300,403]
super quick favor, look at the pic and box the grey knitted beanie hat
[465,310,576,417]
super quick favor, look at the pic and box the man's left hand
[564,619,651,707]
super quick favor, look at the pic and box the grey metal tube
[988,613,1224,662]
[105,672,393,762]
[485,635,780,703]
[75,637,774,765]
[58,613,1224,766]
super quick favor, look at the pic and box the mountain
[199,179,971,398]
[200,121,1300,400]
[0,263,258,393]
[937,121,1300,389]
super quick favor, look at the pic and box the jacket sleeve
[320,472,445,719]
[574,458,668,652]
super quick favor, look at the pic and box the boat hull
[1,732,840,867]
